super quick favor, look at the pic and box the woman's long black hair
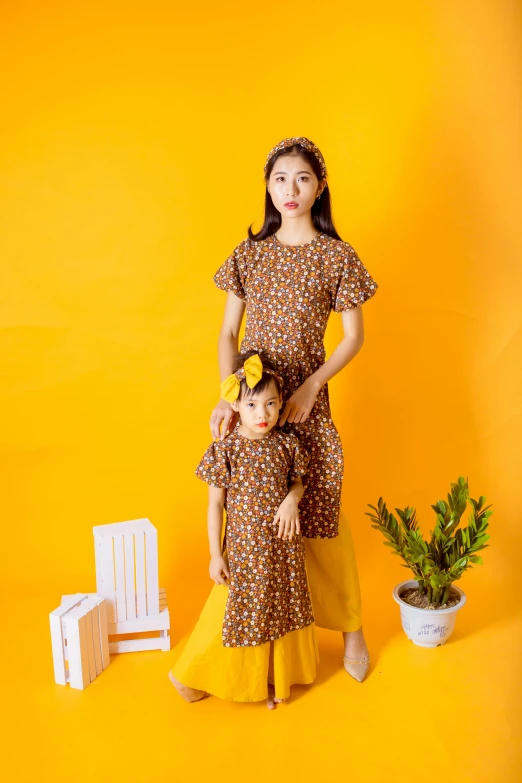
[248,143,343,242]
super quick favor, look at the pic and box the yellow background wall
[2,1,521,780]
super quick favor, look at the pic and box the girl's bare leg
[168,672,210,702]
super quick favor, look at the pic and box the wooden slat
[108,607,170,635]
[109,635,169,654]
[113,533,127,622]
[49,614,67,685]
[135,531,147,618]
[159,587,167,609]
[93,518,151,536]
[94,534,103,594]
[145,527,159,616]
[84,607,97,683]
[66,613,90,690]
[98,599,110,670]
[98,535,117,624]
[59,593,87,609]
[90,602,103,677]
[124,532,136,621]
[159,629,170,651]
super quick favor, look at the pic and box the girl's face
[232,378,282,439]
[267,152,324,218]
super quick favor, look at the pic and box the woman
[210,136,379,682]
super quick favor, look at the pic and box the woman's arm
[217,292,246,380]
[208,485,230,584]
[210,292,246,439]
[279,307,365,425]
[308,306,365,390]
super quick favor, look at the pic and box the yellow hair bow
[220,354,264,403]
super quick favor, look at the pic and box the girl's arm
[210,292,246,440]
[279,307,365,425]
[273,478,305,540]
[208,485,230,585]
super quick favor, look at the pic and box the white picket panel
[50,593,110,690]
[93,519,170,653]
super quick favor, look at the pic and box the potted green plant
[366,476,492,647]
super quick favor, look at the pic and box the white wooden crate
[50,593,110,690]
[93,518,170,653]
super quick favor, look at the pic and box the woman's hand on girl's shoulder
[278,378,320,426]
[210,400,239,440]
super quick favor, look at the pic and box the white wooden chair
[50,593,110,689]
[93,518,170,653]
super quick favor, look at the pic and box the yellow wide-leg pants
[304,506,363,632]
[169,508,362,702]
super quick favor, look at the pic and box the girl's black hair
[247,143,343,243]
[233,349,282,400]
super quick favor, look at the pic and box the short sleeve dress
[196,427,313,647]
[213,232,378,539]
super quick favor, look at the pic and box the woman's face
[267,153,324,218]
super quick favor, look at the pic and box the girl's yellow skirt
[170,584,319,702]
[170,508,362,702]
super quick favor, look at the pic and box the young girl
[210,137,379,682]
[169,350,319,708]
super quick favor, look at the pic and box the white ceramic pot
[392,579,467,647]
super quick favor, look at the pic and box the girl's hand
[279,378,320,426]
[274,497,300,540]
[209,554,230,585]
[210,400,239,440]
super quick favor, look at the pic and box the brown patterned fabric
[213,232,378,538]
[196,427,314,647]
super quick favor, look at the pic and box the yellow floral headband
[264,136,327,179]
[220,354,283,403]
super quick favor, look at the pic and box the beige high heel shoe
[343,655,371,683]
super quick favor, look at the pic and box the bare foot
[168,672,210,703]
[266,683,286,710]
[342,627,370,663]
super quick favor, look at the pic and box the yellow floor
[3,579,521,783]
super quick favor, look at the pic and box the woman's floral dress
[214,232,378,539]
